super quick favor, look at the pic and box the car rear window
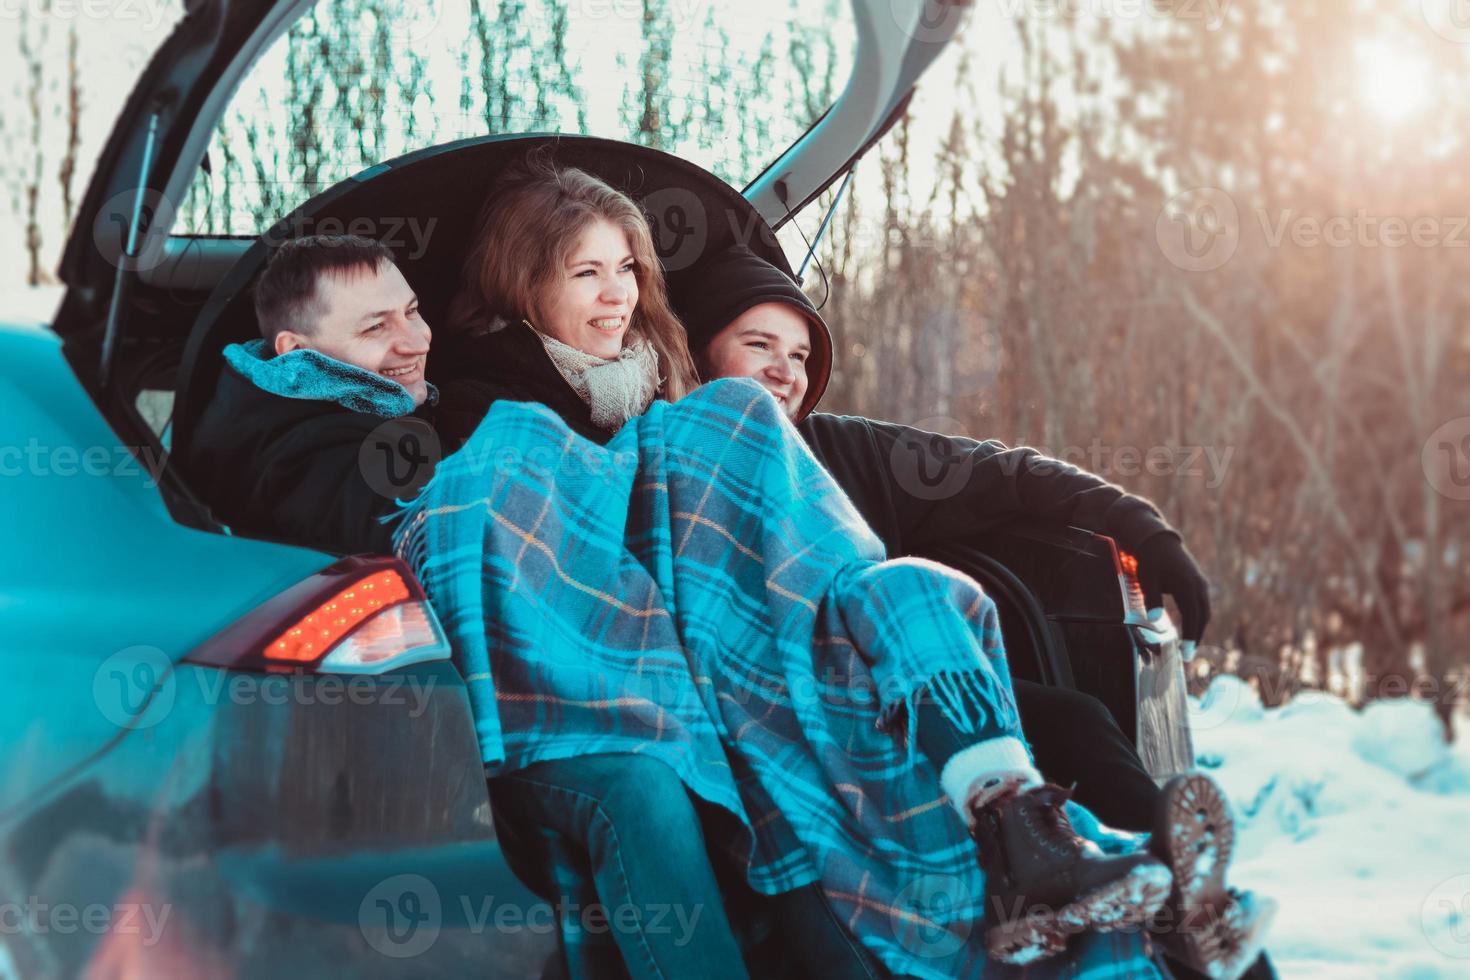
[177,0,855,235]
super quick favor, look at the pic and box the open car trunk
[48,0,1191,775]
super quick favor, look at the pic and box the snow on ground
[1191,678,1470,978]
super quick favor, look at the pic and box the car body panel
[0,324,338,811]
[746,0,972,225]
[1,660,552,977]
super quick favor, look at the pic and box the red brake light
[266,570,412,663]
[1115,547,1149,621]
[186,556,449,674]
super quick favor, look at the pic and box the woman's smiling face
[535,218,639,359]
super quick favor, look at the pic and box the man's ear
[274,331,307,356]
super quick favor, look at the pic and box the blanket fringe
[875,669,1003,764]
[385,495,433,585]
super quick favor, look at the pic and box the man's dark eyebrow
[357,294,419,323]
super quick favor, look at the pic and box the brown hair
[253,235,395,345]
[449,152,699,399]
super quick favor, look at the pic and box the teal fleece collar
[223,339,437,419]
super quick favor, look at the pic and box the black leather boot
[971,783,1173,964]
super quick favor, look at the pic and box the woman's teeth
[590,317,624,331]
[382,363,418,378]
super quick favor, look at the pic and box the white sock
[939,737,1043,821]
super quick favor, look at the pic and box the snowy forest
[5,0,1468,735]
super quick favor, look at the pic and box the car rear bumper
[0,661,557,976]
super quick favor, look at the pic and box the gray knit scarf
[527,321,663,432]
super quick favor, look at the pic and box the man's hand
[1135,534,1211,648]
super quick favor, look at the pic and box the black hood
[671,244,832,420]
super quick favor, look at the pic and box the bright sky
[5,0,861,288]
[184,0,855,234]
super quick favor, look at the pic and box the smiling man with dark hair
[190,235,439,554]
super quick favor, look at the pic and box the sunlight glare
[1356,39,1430,123]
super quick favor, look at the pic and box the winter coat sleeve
[797,413,1180,558]
[247,412,431,556]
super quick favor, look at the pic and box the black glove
[1134,534,1211,643]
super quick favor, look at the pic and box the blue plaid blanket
[393,378,1167,979]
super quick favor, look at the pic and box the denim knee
[587,755,707,857]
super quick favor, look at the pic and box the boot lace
[1018,784,1082,858]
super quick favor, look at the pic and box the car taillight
[1114,547,1150,623]
[186,556,449,674]
[265,569,411,663]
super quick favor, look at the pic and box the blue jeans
[489,753,749,980]
[485,701,1003,980]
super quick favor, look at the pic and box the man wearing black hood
[671,244,1205,834]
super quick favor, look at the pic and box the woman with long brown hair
[437,152,699,448]
[431,153,755,980]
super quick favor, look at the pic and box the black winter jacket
[434,320,613,451]
[796,412,1179,559]
[190,362,440,555]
